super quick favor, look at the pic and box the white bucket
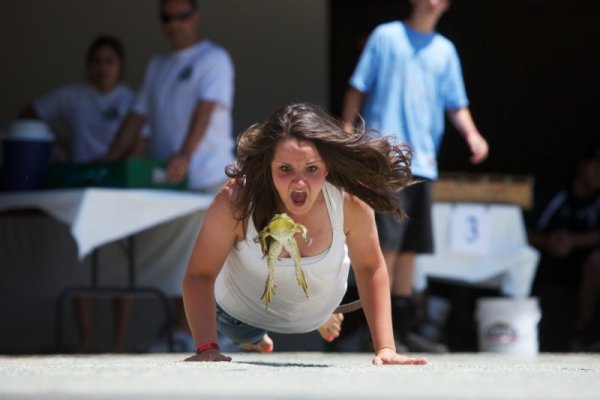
[475,297,541,356]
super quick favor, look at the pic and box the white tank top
[215,181,350,333]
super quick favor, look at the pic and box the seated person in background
[527,148,600,351]
[21,36,137,164]
[20,35,136,353]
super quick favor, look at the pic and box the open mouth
[291,191,307,206]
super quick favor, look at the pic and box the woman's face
[87,45,122,92]
[270,138,329,217]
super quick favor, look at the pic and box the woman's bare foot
[318,313,344,342]
[239,334,274,353]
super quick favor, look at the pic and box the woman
[183,103,428,365]
[20,35,136,353]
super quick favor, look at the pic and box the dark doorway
[329,0,600,185]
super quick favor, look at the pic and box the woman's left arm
[344,194,427,365]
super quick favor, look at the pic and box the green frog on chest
[258,213,309,307]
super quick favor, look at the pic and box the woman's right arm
[183,182,242,361]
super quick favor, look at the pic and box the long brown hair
[226,103,414,234]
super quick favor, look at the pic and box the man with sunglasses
[103,0,235,194]
[101,0,235,351]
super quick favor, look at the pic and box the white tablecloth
[0,188,213,258]
[414,203,540,298]
[0,188,215,352]
[1,192,539,299]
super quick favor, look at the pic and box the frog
[258,213,309,306]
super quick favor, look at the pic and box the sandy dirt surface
[1,352,599,399]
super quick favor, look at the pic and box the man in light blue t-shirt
[342,0,489,353]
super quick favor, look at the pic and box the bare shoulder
[216,179,243,204]
[343,192,374,216]
[343,192,375,234]
[208,179,245,238]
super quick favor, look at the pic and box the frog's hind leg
[285,241,308,297]
[261,242,282,306]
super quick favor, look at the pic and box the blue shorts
[216,303,266,345]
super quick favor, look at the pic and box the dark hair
[86,35,124,65]
[226,103,414,235]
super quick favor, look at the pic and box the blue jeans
[216,303,266,345]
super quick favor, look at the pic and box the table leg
[55,238,175,353]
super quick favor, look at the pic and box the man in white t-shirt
[101,0,235,351]
[103,0,235,193]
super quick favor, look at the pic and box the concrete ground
[1,352,599,400]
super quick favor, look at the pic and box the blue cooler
[1,120,54,191]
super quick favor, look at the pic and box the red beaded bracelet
[196,341,220,354]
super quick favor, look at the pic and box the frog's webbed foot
[261,242,282,307]
[286,241,308,298]
[260,277,277,306]
[295,267,308,298]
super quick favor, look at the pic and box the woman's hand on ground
[373,348,428,366]
[184,349,232,362]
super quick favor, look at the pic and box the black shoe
[403,332,448,354]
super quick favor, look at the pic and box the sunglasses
[160,9,194,23]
